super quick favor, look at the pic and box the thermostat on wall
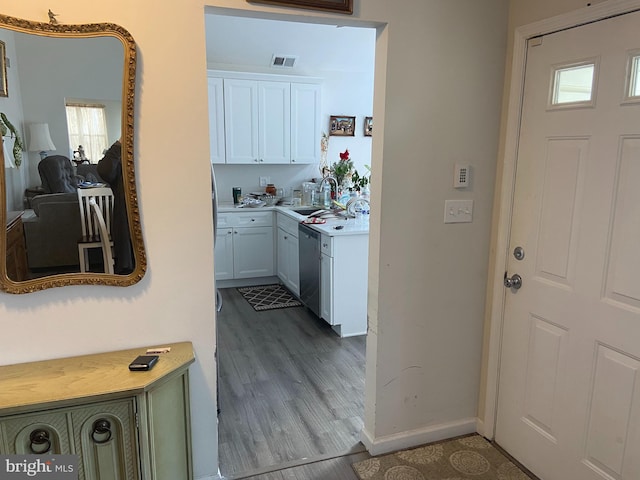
[454,163,470,188]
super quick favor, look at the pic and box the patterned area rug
[352,435,533,480]
[237,284,302,311]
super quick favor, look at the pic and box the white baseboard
[360,417,478,456]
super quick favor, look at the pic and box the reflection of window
[65,103,108,163]
[551,63,595,105]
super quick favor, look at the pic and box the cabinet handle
[251,218,255,222]
[29,429,52,454]
[292,159,296,163]
[91,419,112,444]
[284,236,288,240]
[254,159,259,163]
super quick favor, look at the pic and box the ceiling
[204,13,376,75]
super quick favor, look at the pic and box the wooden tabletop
[0,342,195,415]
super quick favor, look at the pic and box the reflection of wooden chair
[89,199,114,274]
[77,187,114,273]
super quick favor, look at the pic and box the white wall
[1,1,508,478]
[15,33,123,186]
[0,28,26,211]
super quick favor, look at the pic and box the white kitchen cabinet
[259,81,291,164]
[276,213,300,296]
[320,251,333,323]
[223,78,258,164]
[210,72,321,165]
[320,233,368,337]
[233,226,275,278]
[214,227,234,281]
[291,83,321,165]
[0,342,195,480]
[223,79,290,164]
[207,76,226,164]
[215,211,274,280]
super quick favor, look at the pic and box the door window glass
[626,54,640,98]
[551,63,595,105]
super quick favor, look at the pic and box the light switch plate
[259,176,269,187]
[444,199,473,223]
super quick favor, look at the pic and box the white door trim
[482,0,640,441]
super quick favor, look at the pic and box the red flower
[339,149,350,161]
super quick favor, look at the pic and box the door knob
[504,272,522,290]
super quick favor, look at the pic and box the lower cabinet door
[0,410,72,455]
[72,399,139,480]
[233,226,274,278]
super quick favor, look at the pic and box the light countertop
[217,203,369,237]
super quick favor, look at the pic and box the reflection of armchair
[23,193,82,269]
[38,155,80,193]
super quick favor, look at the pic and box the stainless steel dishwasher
[298,223,321,317]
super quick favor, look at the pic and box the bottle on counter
[321,183,332,208]
[265,183,277,195]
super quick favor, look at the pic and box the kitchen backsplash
[213,163,323,203]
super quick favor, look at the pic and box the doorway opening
[204,9,378,478]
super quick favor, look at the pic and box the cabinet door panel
[224,79,259,164]
[145,375,192,480]
[72,399,138,480]
[207,77,226,164]
[320,253,333,324]
[277,227,290,285]
[259,81,290,164]
[1,411,71,455]
[291,83,321,164]
[214,229,234,281]
[234,226,274,278]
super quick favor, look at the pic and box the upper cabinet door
[207,77,226,165]
[224,79,259,164]
[259,81,291,164]
[291,83,321,165]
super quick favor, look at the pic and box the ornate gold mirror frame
[0,14,145,293]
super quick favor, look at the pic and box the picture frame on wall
[0,41,7,97]
[330,115,356,136]
[364,116,373,136]
[247,0,353,14]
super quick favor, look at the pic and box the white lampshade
[28,123,56,156]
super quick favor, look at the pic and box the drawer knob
[91,419,112,444]
[29,429,51,454]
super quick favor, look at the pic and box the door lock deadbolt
[513,246,525,261]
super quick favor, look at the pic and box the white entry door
[496,10,640,480]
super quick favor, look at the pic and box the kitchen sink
[292,208,323,216]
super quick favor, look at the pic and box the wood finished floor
[217,287,367,479]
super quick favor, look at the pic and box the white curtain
[65,104,108,163]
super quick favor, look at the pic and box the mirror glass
[0,14,145,293]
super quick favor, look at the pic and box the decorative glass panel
[629,55,640,98]
[552,64,595,105]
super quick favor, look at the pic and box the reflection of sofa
[22,156,107,270]
[23,193,82,269]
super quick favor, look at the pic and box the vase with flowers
[330,149,354,190]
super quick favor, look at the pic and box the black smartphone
[128,355,159,371]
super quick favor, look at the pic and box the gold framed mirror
[0,13,145,293]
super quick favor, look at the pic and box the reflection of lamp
[28,123,56,159]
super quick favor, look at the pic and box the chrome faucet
[319,175,338,192]
[318,176,338,208]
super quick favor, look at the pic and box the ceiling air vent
[271,54,298,68]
